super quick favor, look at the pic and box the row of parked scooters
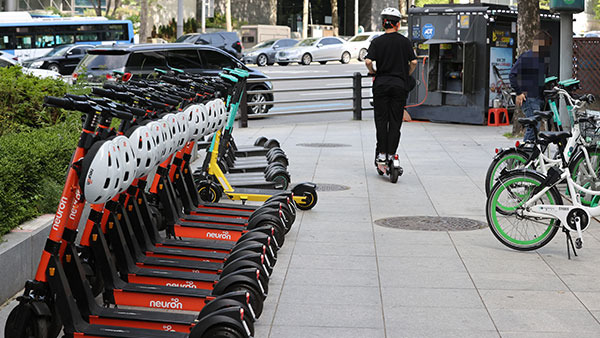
[4,67,318,337]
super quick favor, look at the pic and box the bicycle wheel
[485,148,529,197]
[486,170,562,251]
[568,147,600,206]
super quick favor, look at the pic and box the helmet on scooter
[112,135,137,194]
[205,100,217,133]
[381,7,402,28]
[175,110,190,151]
[79,140,121,204]
[146,120,168,166]
[162,114,178,158]
[197,103,208,138]
[127,125,157,178]
[186,104,203,141]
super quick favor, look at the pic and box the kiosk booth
[406,4,561,124]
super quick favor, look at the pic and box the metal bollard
[352,72,362,120]
[239,90,248,128]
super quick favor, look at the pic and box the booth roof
[408,3,559,20]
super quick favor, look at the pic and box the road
[245,60,375,126]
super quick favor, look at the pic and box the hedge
[0,120,80,237]
[0,66,79,237]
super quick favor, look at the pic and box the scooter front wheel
[4,303,50,338]
[198,181,222,203]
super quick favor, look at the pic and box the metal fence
[573,38,600,101]
[237,72,373,128]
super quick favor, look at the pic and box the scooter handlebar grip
[44,96,73,109]
[108,107,134,120]
[103,82,126,92]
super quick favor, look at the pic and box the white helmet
[163,113,179,156]
[206,100,218,133]
[112,135,137,194]
[127,125,157,178]
[80,140,121,204]
[187,105,203,142]
[157,118,173,162]
[146,120,167,166]
[381,7,402,20]
[197,103,209,138]
[176,110,191,150]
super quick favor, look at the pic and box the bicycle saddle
[517,117,539,127]
[533,110,553,120]
[538,131,571,145]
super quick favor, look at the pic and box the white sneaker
[376,153,387,162]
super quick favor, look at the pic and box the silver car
[243,38,298,66]
[275,37,351,65]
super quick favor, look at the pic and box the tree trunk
[517,0,540,56]
[331,0,338,36]
[398,0,406,18]
[302,0,308,38]
[269,0,277,25]
[139,0,150,43]
[225,0,232,32]
[104,0,111,17]
[90,0,102,16]
[512,0,540,135]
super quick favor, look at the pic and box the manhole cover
[374,216,487,231]
[296,143,351,148]
[315,183,350,192]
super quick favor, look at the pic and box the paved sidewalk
[3,118,600,337]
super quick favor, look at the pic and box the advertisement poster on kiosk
[488,47,513,107]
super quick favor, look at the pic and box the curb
[0,215,53,305]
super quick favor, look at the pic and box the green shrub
[0,65,68,135]
[0,113,80,237]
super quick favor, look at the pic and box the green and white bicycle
[486,90,599,257]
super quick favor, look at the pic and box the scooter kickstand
[564,228,578,260]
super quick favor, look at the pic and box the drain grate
[374,216,487,231]
[315,183,350,192]
[296,143,351,148]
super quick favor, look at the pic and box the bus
[0,12,134,61]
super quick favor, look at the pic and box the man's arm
[365,58,376,75]
[408,59,417,76]
[509,56,526,106]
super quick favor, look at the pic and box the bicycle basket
[581,111,600,147]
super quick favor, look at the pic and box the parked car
[275,37,351,65]
[243,38,298,66]
[584,31,600,37]
[73,43,273,114]
[0,53,62,80]
[346,32,381,61]
[21,44,94,75]
[175,32,243,59]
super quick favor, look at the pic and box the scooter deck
[159,237,237,251]
[228,187,291,196]
[149,245,228,260]
[188,206,252,218]
[77,323,189,338]
[137,255,223,271]
[179,213,247,225]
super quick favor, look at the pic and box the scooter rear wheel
[390,167,399,183]
[224,283,264,319]
[293,185,318,210]
[202,325,246,338]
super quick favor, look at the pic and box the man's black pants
[373,84,407,156]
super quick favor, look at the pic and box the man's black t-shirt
[366,32,416,89]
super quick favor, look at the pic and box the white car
[0,53,63,80]
[349,28,409,61]
[274,37,351,65]
[346,32,381,61]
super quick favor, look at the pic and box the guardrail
[238,72,373,128]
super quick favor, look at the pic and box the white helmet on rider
[381,7,402,28]
[79,140,121,204]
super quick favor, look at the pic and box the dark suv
[74,44,272,114]
[176,32,243,59]
[22,44,94,75]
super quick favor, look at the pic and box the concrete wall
[150,0,197,28]
[214,0,272,25]
[0,215,52,305]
